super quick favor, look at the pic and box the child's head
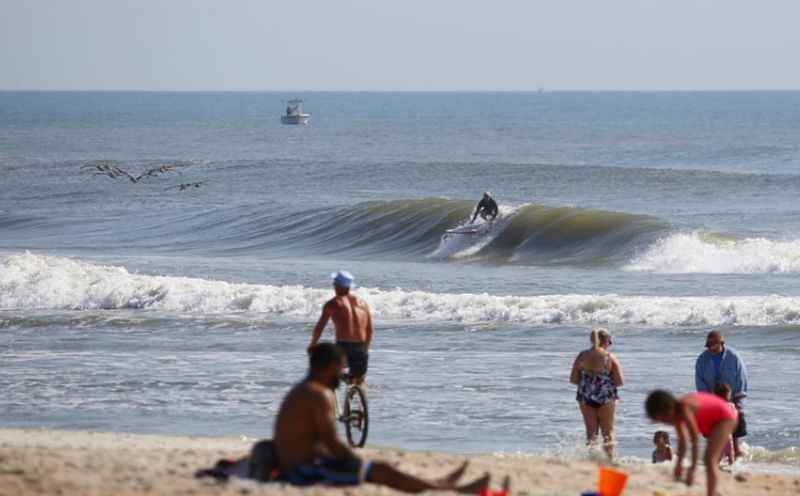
[653,430,670,446]
[645,389,679,423]
[714,382,732,402]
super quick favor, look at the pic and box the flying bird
[82,162,179,183]
[165,181,204,191]
[81,162,138,182]
[80,161,117,174]
[135,165,177,181]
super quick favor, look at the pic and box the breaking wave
[0,197,670,267]
[625,232,800,274]
[192,198,670,266]
[165,200,800,272]
[4,253,800,327]
[13,196,800,273]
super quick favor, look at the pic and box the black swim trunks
[337,342,368,378]
[581,398,607,409]
[733,409,747,438]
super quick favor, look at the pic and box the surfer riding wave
[471,192,498,224]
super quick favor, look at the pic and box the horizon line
[2,88,800,93]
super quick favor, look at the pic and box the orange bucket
[598,466,628,496]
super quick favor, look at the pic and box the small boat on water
[281,99,311,125]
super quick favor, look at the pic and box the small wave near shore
[4,253,800,327]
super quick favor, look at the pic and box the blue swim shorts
[285,457,373,486]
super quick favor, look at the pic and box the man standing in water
[470,191,498,223]
[309,270,373,386]
[695,330,749,458]
[274,343,490,492]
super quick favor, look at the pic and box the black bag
[195,439,281,482]
[248,439,281,482]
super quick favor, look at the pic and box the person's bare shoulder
[280,382,308,411]
[288,381,312,398]
[302,379,328,396]
[324,297,342,312]
[307,382,336,411]
[291,381,331,405]
[354,296,370,311]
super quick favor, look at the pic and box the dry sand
[0,429,797,496]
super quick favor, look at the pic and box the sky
[2,0,800,91]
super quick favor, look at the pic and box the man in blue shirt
[695,330,749,458]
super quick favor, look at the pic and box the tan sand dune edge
[0,429,797,496]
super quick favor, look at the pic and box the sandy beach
[0,429,796,496]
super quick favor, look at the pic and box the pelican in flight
[81,162,178,183]
[165,181,204,191]
[135,165,177,181]
[81,162,138,182]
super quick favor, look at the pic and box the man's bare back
[326,295,372,343]
[309,295,373,348]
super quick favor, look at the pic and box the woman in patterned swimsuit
[570,328,625,459]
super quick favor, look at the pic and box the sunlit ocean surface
[1,91,798,470]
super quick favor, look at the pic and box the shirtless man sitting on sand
[274,343,490,492]
[308,270,372,386]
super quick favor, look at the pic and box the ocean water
[1,91,799,470]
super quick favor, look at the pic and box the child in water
[713,383,737,466]
[652,430,673,463]
[645,390,738,496]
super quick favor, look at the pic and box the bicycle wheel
[343,385,368,448]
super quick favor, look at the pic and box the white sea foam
[496,443,800,473]
[3,252,800,326]
[743,444,800,467]
[625,232,800,274]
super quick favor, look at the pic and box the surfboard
[444,223,489,235]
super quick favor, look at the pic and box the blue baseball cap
[331,270,354,288]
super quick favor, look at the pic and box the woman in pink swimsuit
[645,390,738,496]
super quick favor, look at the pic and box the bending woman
[570,328,624,459]
[645,390,738,496]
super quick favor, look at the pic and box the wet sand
[0,429,797,496]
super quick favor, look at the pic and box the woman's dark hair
[645,389,677,419]
[309,342,345,372]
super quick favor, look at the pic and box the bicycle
[335,372,369,447]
